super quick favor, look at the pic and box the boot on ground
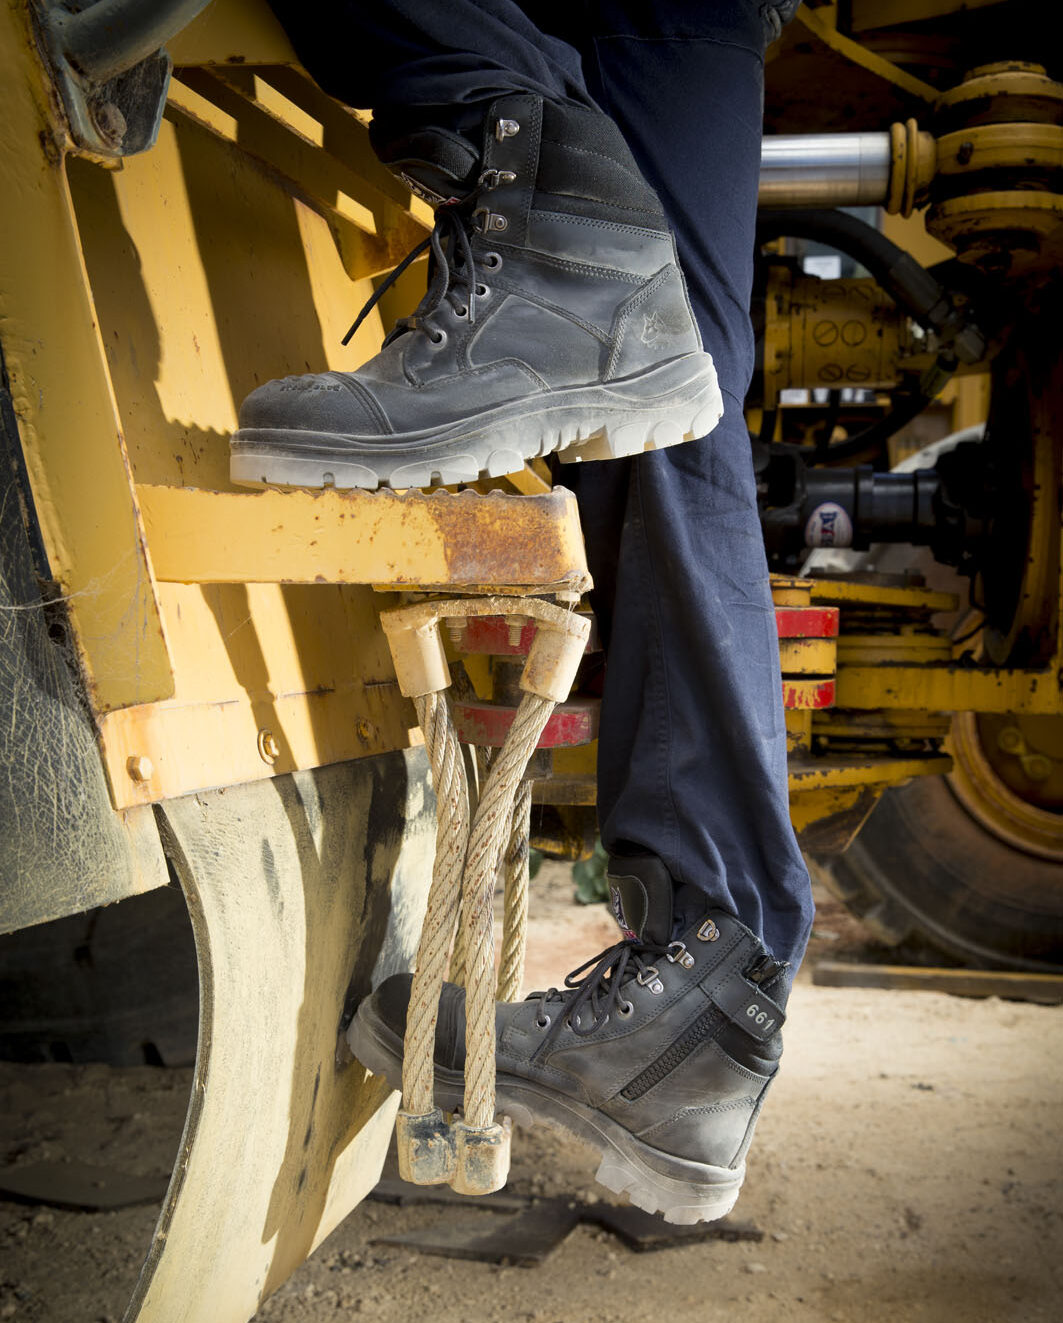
[231,95,721,490]
[348,855,787,1224]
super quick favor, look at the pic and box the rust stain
[416,488,586,589]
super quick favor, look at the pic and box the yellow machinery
[0,2,1060,1319]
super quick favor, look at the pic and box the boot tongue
[606,856,674,946]
[375,127,480,207]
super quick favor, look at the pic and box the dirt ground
[1,869,1061,1323]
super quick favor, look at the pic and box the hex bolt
[505,615,525,648]
[445,617,467,647]
[126,754,153,783]
[1022,753,1053,782]
[996,726,1025,756]
[90,99,127,147]
[257,729,281,764]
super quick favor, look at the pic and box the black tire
[820,775,1063,973]
[0,885,199,1066]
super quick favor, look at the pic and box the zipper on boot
[619,1005,726,1101]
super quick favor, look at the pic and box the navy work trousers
[269,0,814,968]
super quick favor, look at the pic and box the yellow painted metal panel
[795,6,939,104]
[137,483,591,594]
[809,580,957,613]
[67,118,386,491]
[789,784,879,848]
[789,753,952,790]
[835,664,1061,715]
[167,69,427,281]
[0,3,173,711]
[167,0,297,65]
[778,637,836,674]
[97,581,416,808]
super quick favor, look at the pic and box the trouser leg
[267,0,596,145]
[551,4,813,967]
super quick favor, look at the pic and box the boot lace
[341,195,485,349]
[529,938,673,1045]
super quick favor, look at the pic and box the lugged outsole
[347,1001,743,1226]
[230,353,723,491]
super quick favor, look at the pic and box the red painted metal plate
[782,679,836,710]
[775,606,839,639]
[452,615,599,656]
[453,697,600,747]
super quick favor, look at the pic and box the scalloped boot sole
[230,352,721,491]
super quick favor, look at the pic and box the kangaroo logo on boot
[609,884,638,941]
[640,308,685,347]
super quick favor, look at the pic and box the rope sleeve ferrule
[395,1108,457,1185]
[450,1118,512,1196]
[381,594,586,1194]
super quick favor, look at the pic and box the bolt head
[91,99,127,146]
[257,729,281,764]
[126,755,153,783]
[1024,754,1053,782]
[997,726,1024,755]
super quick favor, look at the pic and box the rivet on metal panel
[126,755,153,783]
[257,729,281,764]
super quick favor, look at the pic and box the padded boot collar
[606,854,674,944]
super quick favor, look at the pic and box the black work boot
[348,855,788,1224]
[231,94,721,490]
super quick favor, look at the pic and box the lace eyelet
[430,330,447,347]
[535,1013,551,1030]
[617,1000,634,1018]
[666,941,695,970]
[455,306,468,318]
[483,252,503,271]
[475,284,490,298]
[636,966,665,994]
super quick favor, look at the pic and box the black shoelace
[341,194,484,349]
[529,938,673,1047]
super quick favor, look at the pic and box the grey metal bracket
[28,1,213,158]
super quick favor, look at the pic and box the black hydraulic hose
[755,208,986,461]
[756,208,981,360]
[52,0,214,84]
[811,387,933,464]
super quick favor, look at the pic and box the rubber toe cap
[237,371,385,437]
[368,972,469,1071]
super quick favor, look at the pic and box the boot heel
[594,1150,743,1226]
